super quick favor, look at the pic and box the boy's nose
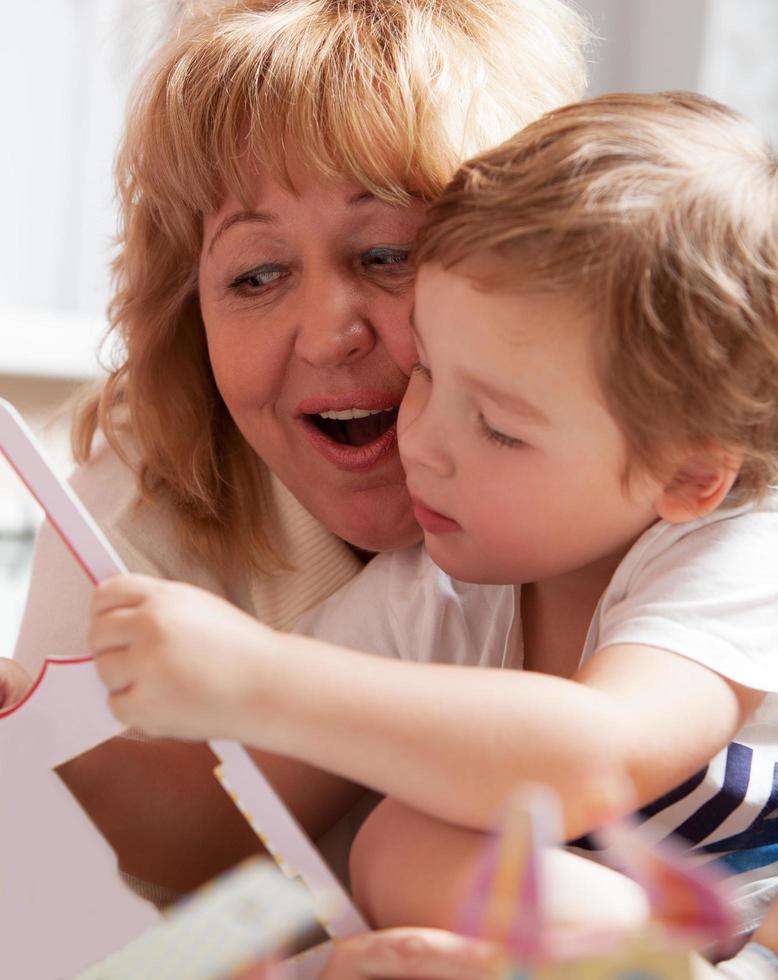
[398,392,455,479]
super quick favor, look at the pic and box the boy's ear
[656,449,742,524]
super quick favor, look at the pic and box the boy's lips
[410,497,461,534]
[295,391,402,473]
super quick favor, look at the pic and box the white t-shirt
[296,496,778,932]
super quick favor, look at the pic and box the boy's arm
[90,575,764,840]
[237,636,764,838]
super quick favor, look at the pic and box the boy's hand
[89,574,283,742]
[0,658,35,710]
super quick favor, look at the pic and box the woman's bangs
[182,15,445,209]
[230,80,434,207]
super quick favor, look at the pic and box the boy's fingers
[88,608,140,655]
[94,649,134,693]
[107,688,138,727]
[91,574,156,614]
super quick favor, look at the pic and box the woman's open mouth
[298,405,400,472]
[308,407,398,446]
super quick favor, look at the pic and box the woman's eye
[229,265,288,293]
[362,247,411,272]
[478,413,524,449]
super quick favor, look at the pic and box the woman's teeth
[308,406,398,446]
[317,407,394,420]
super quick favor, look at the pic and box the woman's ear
[656,449,742,524]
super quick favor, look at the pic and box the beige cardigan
[14,439,363,676]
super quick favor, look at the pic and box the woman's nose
[293,276,376,368]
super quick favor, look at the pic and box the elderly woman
[5,0,587,903]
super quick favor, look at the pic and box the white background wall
[1,1,171,321]
[0,1,172,657]
[3,0,777,381]
[584,0,778,143]
[585,0,708,96]
[1,0,778,658]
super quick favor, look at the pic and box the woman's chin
[272,447,422,552]
[325,489,423,554]
[345,519,424,555]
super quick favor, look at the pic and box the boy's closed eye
[407,361,527,448]
[410,361,432,380]
[477,413,526,449]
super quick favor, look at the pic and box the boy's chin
[423,537,512,585]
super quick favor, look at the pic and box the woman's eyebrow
[207,193,379,256]
[207,209,279,256]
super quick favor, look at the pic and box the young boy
[87,91,778,950]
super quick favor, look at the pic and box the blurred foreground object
[457,784,738,978]
[78,857,316,979]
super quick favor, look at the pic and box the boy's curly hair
[416,91,778,500]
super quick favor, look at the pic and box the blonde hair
[416,91,778,501]
[74,0,589,574]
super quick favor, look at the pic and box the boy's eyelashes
[408,361,526,450]
[410,361,432,380]
[478,413,525,449]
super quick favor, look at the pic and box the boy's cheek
[397,379,426,444]
[396,392,414,436]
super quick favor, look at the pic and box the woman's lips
[411,498,461,534]
[299,415,398,472]
[295,390,403,474]
[296,392,400,415]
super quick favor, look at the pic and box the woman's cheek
[205,320,289,412]
[366,279,418,374]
